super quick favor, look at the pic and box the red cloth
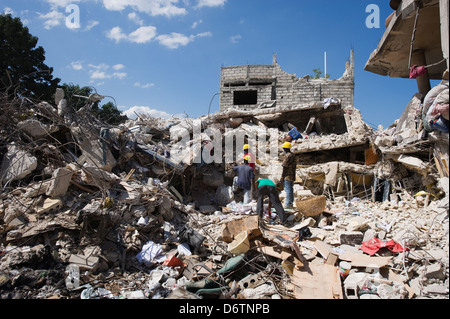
[409,65,428,79]
[244,152,256,171]
[361,238,408,256]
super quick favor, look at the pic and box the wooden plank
[124,168,135,181]
[339,250,392,268]
[254,242,293,260]
[292,263,343,299]
[313,240,392,268]
[170,186,184,202]
[313,240,333,260]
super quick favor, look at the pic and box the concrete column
[411,49,431,96]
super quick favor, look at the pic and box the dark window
[233,90,258,105]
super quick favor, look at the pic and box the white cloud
[85,20,100,31]
[113,72,127,79]
[230,34,242,44]
[156,31,211,49]
[90,70,109,80]
[70,61,84,70]
[107,26,157,44]
[87,63,127,80]
[106,26,128,43]
[191,19,203,29]
[196,0,227,8]
[123,106,182,120]
[134,82,155,89]
[102,0,187,17]
[129,26,157,43]
[3,7,14,15]
[197,31,212,38]
[128,12,144,25]
[37,10,65,29]
[113,64,125,70]
[89,63,109,70]
[156,33,193,49]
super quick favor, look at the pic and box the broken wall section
[220,51,355,112]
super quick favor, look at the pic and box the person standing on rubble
[256,178,287,224]
[243,144,260,200]
[281,142,296,209]
[243,144,256,171]
[232,156,254,204]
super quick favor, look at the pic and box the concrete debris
[1,52,449,300]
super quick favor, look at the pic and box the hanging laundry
[409,65,428,79]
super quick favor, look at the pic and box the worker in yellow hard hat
[282,142,292,149]
[243,144,256,171]
[281,141,296,209]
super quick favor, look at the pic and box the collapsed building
[0,0,448,301]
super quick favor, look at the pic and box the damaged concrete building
[215,51,375,201]
[365,0,449,201]
[0,0,448,301]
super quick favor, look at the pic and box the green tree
[312,68,330,79]
[0,14,60,101]
[94,101,127,125]
[60,83,97,111]
[61,83,127,125]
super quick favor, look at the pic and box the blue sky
[2,0,433,128]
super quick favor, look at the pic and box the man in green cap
[256,178,286,224]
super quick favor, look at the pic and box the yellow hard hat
[282,142,292,149]
[244,155,251,161]
[243,144,250,150]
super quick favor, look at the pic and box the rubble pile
[0,86,448,300]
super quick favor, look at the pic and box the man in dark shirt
[232,156,254,204]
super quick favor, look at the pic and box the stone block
[68,254,100,271]
[424,284,448,295]
[36,198,63,214]
[339,231,364,245]
[344,272,369,299]
[424,263,445,280]
[46,168,73,197]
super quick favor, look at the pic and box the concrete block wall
[220,51,355,112]
[220,64,276,111]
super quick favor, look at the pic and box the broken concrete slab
[35,198,63,215]
[71,126,117,172]
[68,254,100,272]
[17,119,58,139]
[222,215,261,243]
[46,168,73,198]
[0,143,38,185]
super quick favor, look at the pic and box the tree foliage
[0,15,126,126]
[61,83,127,125]
[93,101,128,126]
[0,14,60,101]
[60,83,97,111]
[312,68,330,79]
